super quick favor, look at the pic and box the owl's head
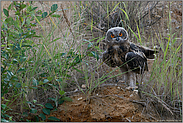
[105,27,128,44]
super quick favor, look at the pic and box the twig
[146,85,179,111]
[65,89,85,96]
[143,90,174,115]
[157,99,174,115]
[129,99,147,107]
[126,118,131,122]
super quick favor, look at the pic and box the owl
[102,27,158,90]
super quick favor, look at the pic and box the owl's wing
[129,42,158,59]
[125,51,148,74]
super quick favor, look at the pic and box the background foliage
[1,1,182,122]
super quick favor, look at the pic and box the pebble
[81,84,86,88]
[77,97,83,100]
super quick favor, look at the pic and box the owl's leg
[119,67,128,83]
[129,72,136,87]
[126,72,138,90]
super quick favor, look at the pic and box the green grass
[1,1,182,121]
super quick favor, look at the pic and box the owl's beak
[116,37,119,41]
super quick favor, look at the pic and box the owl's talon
[126,86,138,91]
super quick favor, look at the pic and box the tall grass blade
[119,8,129,21]
[134,20,142,45]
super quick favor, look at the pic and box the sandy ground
[45,84,156,122]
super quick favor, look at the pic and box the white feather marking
[113,45,119,49]
[133,50,146,59]
[113,45,119,62]
[114,53,118,62]
[125,53,128,61]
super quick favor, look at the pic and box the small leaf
[42,12,48,18]
[51,4,58,12]
[31,7,38,11]
[97,37,105,43]
[33,99,37,103]
[48,97,56,101]
[39,113,46,121]
[87,42,93,48]
[35,116,39,122]
[66,74,71,78]
[1,45,6,47]
[13,59,18,64]
[8,3,12,10]
[32,78,38,86]
[15,83,21,88]
[11,76,19,81]
[15,11,20,15]
[23,112,28,117]
[61,97,72,102]
[48,116,60,121]
[7,70,14,78]
[20,57,27,63]
[3,9,9,17]
[59,90,65,95]
[51,14,60,18]
[26,101,32,105]
[43,79,49,83]
[30,108,37,114]
[42,108,50,115]
[89,51,99,60]
[52,108,58,112]
[5,18,13,26]
[17,68,25,73]
[22,45,32,48]
[1,119,9,122]
[58,98,64,105]
[45,103,53,109]
[61,53,66,56]
[20,4,26,10]
[47,77,53,81]
[1,104,6,110]
[36,10,42,15]
[56,78,62,82]
[36,104,44,108]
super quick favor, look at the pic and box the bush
[1,1,74,121]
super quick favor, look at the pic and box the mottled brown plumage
[102,27,158,89]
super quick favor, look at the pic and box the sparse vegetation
[1,1,182,122]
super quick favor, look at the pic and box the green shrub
[1,1,74,121]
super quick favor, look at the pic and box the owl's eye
[111,34,115,38]
[119,32,123,37]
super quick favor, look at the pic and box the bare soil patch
[45,85,156,122]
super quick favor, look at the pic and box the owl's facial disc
[106,27,128,44]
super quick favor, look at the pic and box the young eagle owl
[102,27,157,89]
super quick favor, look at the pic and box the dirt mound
[45,85,156,122]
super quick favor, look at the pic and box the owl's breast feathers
[103,42,158,74]
[102,42,130,67]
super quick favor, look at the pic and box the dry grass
[1,1,182,121]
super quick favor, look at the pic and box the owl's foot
[126,86,138,91]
